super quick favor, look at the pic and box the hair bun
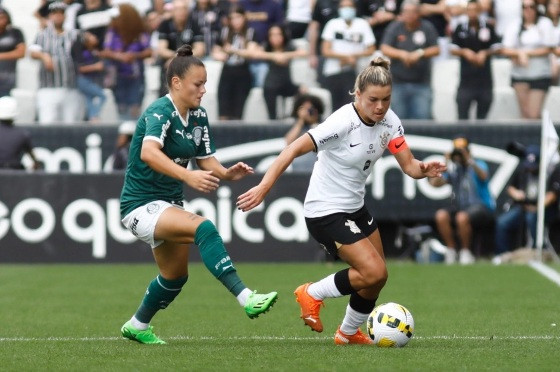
[177,44,194,57]
[370,57,391,70]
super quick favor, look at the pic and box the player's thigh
[153,240,190,279]
[154,206,206,244]
[338,236,386,278]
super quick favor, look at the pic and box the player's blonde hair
[350,57,392,97]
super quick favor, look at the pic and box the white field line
[0,335,557,342]
[528,260,560,287]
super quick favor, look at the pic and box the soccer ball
[366,302,414,347]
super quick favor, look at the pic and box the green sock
[134,275,188,324]
[195,220,246,296]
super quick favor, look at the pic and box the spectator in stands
[308,0,339,83]
[112,120,135,169]
[420,0,450,59]
[75,0,111,48]
[212,6,258,120]
[35,0,83,31]
[74,31,106,122]
[501,0,555,120]
[253,24,308,119]
[284,93,324,172]
[30,1,84,124]
[0,96,40,170]
[494,145,560,256]
[286,0,314,39]
[190,0,224,59]
[380,0,440,120]
[358,0,403,49]
[429,136,496,265]
[240,0,285,87]
[100,3,152,120]
[321,0,376,111]
[157,0,204,97]
[0,7,25,97]
[451,0,500,120]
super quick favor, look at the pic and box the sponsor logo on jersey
[190,108,207,118]
[160,120,171,142]
[377,118,392,128]
[348,121,360,134]
[153,113,163,121]
[319,133,339,145]
[130,217,139,237]
[173,157,190,166]
[176,129,186,139]
[202,126,211,154]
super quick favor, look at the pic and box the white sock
[340,305,369,335]
[307,274,343,300]
[236,288,252,306]
[130,316,149,331]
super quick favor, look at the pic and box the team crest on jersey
[345,220,361,234]
[146,203,160,214]
[380,131,391,148]
[192,126,203,146]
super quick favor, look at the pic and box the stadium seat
[144,64,161,93]
[431,58,459,122]
[242,87,269,122]
[290,57,319,88]
[491,58,512,89]
[10,88,36,124]
[204,59,223,94]
[16,58,40,91]
[201,91,218,121]
[99,88,119,124]
[487,86,520,120]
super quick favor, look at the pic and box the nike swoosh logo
[368,218,374,225]
[350,143,361,147]
[395,141,405,149]
[222,264,233,271]
[304,316,317,323]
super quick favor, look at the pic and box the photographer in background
[429,136,495,264]
[494,145,560,256]
[0,96,40,170]
[284,93,325,173]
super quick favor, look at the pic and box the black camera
[451,148,464,161]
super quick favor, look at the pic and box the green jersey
[120,95,216,218]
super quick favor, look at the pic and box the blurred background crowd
[1,0,560,125]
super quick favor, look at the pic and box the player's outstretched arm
[197,157,254,181]
[237,134,314,212]
[394,148,446,179]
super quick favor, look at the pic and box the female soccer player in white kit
[237,57,446,344]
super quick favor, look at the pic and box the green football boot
[244,291,278,319]
[121,320,166,345]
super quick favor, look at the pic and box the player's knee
[435,209,449,223]
[360,265,388,288]
[455,211,470,225]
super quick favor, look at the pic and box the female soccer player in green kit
[119,44,278,344]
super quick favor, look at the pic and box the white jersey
[304,103,405,218]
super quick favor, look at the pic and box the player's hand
[226,162,254,181]
[184,170,220,193]
[237,185,267,212]
[420,160,447,178]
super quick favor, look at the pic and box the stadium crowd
[1,0,560,123]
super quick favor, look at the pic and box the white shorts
[121,200,182,248]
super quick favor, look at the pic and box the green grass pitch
[1,262,559,371]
